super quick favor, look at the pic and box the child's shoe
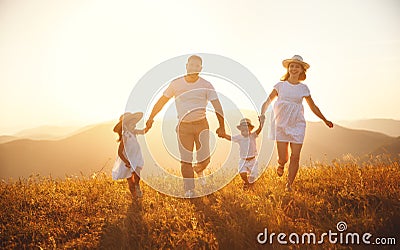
[135,183,143,198]
[285,183,293,192]
[129,184,136,198]
[184,189,195,198]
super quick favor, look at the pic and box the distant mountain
[1,119,399,179]
[0,136,19,144]
[12,125,85,140]
[0,123,118,179]
[337,119,400,137]
[300,122,398,164]
[370,137,400,158]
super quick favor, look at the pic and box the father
[145,55,226,197]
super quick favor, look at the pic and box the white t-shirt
[231,132,258,159]
[163,76,218,122]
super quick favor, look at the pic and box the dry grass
[1,158,399,249]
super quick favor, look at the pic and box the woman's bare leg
[287,143,303,187]
[277,141,289,167]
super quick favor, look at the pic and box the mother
[260,55,333,192]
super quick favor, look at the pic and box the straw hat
[122,112,143,125]
[282,55,310,70]
[113,112,143,132]
[236,118,254,130]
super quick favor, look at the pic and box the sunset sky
[1,0,399,134]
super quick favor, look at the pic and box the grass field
[1,157,399,249]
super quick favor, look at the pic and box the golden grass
[1,158,399,249]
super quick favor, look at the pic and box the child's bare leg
[248,160,258,184]
[133,169,143,197]
[287,143,303,187]
[133,171,140,183]
[240,172,249,184]
[127,175,136,197]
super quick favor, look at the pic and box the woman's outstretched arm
[255,115,265,135]
[260,89,278,115]
[305,96,334,128]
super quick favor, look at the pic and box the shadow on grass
[189,190,268,249]
[98,199,155,249]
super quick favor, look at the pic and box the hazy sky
[1,0,399,134]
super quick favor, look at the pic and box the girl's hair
[280,63,307,81]
[113,120,123,142]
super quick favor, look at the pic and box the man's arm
[210,99,225,137]
[146,95,171,130]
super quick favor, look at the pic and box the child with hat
[112,112,148,198]
[219,116,265,189]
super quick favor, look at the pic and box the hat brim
[123,112,143,125]
[237,124,254,130]
[282,59,310,70]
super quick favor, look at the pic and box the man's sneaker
[197,171,206,186]
[184,189,195,198]
[135,184,143,198]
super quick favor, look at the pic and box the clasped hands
[215,127,226,138]
[216,114,266,138]
[146,117,267,138]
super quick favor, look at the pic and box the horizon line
[1,117,400,137]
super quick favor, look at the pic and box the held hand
[215,128,220,137]
[325,120,334,128]
[125,163,131,169]
[259,114,266,125]
[216,127,226,138]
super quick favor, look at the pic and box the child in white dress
[260,55,333,192]
[220,117,265,190]
[112,112,148,198]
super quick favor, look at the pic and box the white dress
[112,130,144,180]
[269,81,310,144]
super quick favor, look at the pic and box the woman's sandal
[277,165,284,177]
